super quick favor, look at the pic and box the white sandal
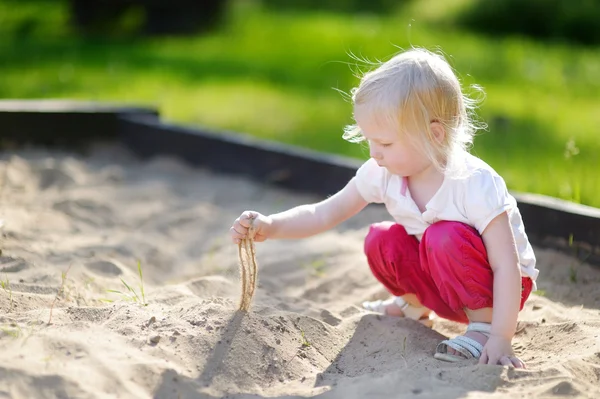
[434,322,491,362]
[362,296,434,327]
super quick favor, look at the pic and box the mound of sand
[0,144,599,398]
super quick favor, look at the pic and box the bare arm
[482,211,522,340]
[265,178,368,239]
[477,211,527,367]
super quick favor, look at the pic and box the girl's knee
[364,222,409,251]
[366,222,416,262]
[423,221,481,255]
[365,221,396,250]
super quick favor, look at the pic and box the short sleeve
[464,169,514,234]
[354,158,388,203]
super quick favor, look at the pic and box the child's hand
[230,211,272,244]
[479,335,525,368]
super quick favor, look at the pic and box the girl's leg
[420,221,533,356]
[363,222,432,317]
[419,220,532,322]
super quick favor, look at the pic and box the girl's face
[355,111,433,178]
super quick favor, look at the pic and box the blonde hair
[343,47,485,175]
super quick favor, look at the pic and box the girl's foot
[435,322,491,361]
[362,296,434,326]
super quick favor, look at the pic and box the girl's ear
[430,121,446,144]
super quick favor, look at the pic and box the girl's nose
[370,149,382,160]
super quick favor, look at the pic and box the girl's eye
[382,143,392,148]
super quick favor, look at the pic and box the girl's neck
[407,164,443,187]
[408,156,445,184]
[406,163,445,212]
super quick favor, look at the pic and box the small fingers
[230,224,248,244]
[253,232,267,242]
[231,211,265,243]
[488,355,501,366]
[478,351,489,365]
[499,356,513,367]
[239,211,257,228]
[511,357,526,369]
[233,221,248,236]
[490,355,524,368]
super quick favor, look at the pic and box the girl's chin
[385,167,403,175]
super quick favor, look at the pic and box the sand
[0,143,599,399]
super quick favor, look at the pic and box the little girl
[229,47,539,368]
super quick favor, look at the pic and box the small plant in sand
[0,323,22,339]
[300,329,311,348]
[302,258,327,278]
[1,274,13,311]
[59,267,69,297]
[103,260,147,306]
[1,320,41,346]
[48,264,72,324]
[532,289,546,297]
[399,336,408,366]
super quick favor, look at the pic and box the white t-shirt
[354,153,539,287]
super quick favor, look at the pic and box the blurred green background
[1,0,599,207]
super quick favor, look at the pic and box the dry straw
[238,217,258,311]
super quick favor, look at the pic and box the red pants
[364,221,533,324]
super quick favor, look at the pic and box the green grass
[0,275,13,311]
[300,329,311,348]
[103,261,147,305]
[0,0,598,206]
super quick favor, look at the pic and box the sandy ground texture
[0,143,599,399]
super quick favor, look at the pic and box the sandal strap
[435,322,492,360]
[453,336,484,357]
[467,322,492,336]
[362,298,392,313]
[393,296,429,320]
[362,296,430,321]
[436,335,484,359]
